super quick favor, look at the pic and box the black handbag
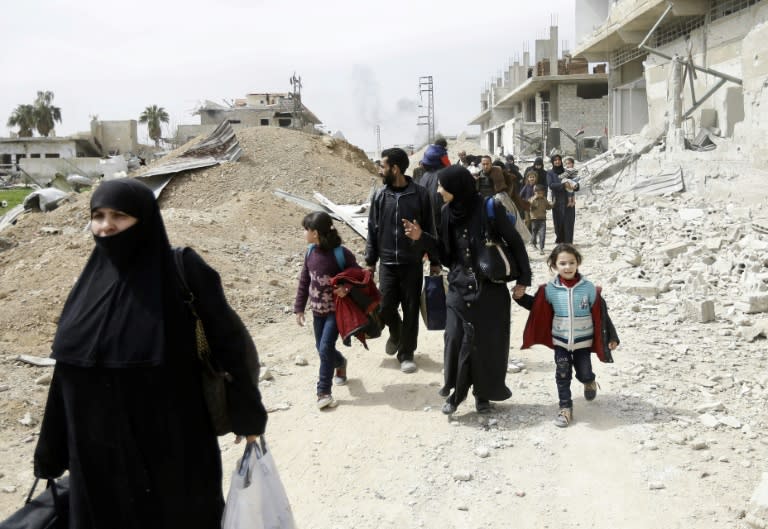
[171,247,269,437]
[0,477,69,529]
[476,198,518,283]
[420,275,447,330]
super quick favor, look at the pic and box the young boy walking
[529,184,552,254]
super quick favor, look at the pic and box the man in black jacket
[366,147,440,373]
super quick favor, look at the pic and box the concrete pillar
[666,55,685,152]
[549,25,559,76]
[535,92,543,123]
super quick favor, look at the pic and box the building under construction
[573,0,766,162]
[468,23,610,160]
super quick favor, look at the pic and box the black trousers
[552,206,576,244]
[378,263,423,362]
[554,346,595,408]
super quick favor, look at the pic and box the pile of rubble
[584,193,768,335]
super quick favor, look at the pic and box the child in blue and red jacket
[514,243,619,427]
[294,212,358,410]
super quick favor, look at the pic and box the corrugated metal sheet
[135,121,241,197]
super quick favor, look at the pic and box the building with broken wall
[176,92,322,144]
[574,0,765,162]
[468,24,610,160]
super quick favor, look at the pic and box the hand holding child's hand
[512,284,527,299]
[608,341,618,350]
[296,312,305,326]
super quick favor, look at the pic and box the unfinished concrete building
[574,0,767,162]
[176,92,321,144]
[468,24,610,160]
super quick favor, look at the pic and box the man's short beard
[383,170,396,186]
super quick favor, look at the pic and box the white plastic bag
[221,438,296,529]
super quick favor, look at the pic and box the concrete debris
[22,188,71,212]
[135,121,242,198]
[16,355,56,367]
[746,473,768,529]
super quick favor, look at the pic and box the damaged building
[0,119,137,185]
[573,0,765,160]
[469,24,610,160]
[176,92,322,144]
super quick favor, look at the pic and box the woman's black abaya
[418,167,532,411]
[34,179,267,529]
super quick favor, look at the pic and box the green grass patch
[0,188,34,211]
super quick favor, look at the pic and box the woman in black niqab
[34,178,268,529]
[52,178,170,368]
[407,166,532,415]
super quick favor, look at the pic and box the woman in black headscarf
[547,154,579,244]
[525,156,548,188]
[33,178,267,529]
[403,166,531,414]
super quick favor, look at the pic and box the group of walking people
[27,143,617,527]
[295,145,618,423]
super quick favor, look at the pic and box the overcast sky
[1,0,576,152]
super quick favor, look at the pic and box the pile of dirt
[0,126,375,344]
[0,127,375,499]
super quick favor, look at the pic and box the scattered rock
[453,471,472,482]
[474,446,490,458]
[35,374,52,385]
[294,355,308,366]
[648,481,666,490]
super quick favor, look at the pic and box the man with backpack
[365,147,440,373]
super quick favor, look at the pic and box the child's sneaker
[554,407,572,428]
[584,380,598,401]
[316,394,338,410]
[333,358,348,386]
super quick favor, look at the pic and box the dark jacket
[365,178,438,266]
[418,168,444,235]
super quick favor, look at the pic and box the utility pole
[417,76,435,145]
[289,72,303,129]
[375,124,381,160]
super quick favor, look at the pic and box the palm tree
[139,105,170,147]
[34,90,62,137]
[7,104,37,137]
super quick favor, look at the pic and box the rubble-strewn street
[1,124,767,527]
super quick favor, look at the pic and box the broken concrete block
[735,294,768,314]
[745,472,768,529]
[711,258,733,276]
[678,208,704,221]
[656,241,691,259]
[704,237,723,251]
[623,280,661,298]
[684,300,715,323]
[739,326,764,342]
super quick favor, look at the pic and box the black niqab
[52,179,172,368]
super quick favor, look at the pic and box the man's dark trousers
[378,262,423,362]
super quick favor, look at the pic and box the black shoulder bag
[475,197,519,283]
